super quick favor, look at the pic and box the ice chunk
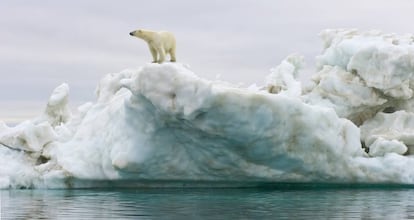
[316,29,414,99]
[43,83,71,126]
[266,54,303,97]
[4,29,414,188]
[361,111,414,155]
[0,121,55,152]
[48,63,364,184]
[348,46,414,99]
[304,65,387,125]
[96,70,134,103]
[368,138,407,157]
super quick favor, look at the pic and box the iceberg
[2,29,414,189]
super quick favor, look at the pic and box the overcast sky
[1,0,414,123]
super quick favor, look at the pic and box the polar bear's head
[129,29,147,40]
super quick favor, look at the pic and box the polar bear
[129,29,176,63]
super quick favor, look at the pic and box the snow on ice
[2,29,414,188]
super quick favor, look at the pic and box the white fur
[130,29,176,63]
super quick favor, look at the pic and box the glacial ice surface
[3,29,414,188]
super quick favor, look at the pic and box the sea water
[2,185,414,219]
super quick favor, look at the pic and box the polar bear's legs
[149,44,175,63]
[169,47,176,62]
[149,46,158,63]
[157,47,166,63]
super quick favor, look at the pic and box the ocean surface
[2,184,414,219]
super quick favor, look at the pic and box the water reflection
[2,187,414,219]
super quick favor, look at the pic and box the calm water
[2,185,414,219]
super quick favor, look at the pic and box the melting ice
[2,29,414,188]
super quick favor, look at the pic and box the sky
[1,0,414,123]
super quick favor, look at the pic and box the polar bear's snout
[129,31,134,36]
